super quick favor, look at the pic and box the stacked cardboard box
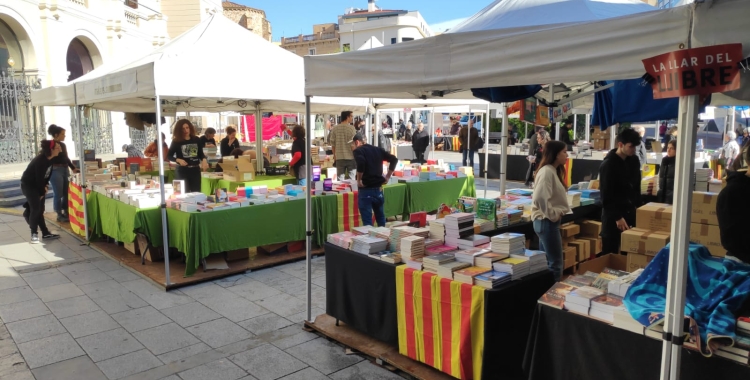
[558,222,598,267]
[578,220,603,258]
[627,203,673,271]
[689,192,725,257]
[591,127,612,150]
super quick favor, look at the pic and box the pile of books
[453,266,491,285]
[506,209,523,225]
[564,286,605,315]
[379,252,402,264]
[474,219,495,233]
[426,244,458,256]
[589,294,624,323]
[350,236,389,255]
[567,191,582,208]
[495,211,509,228]
[424,238,443,251]
[368,227,391,240]
[327,231,355,249]
[493,257,530,280]
[641,176,658,196]
[694,168,711,191]
[474,270,512,289]
[490,232,526,255]
[400,236,425,261]
[436,260,471,279]
[423,253,457,274]
[538,282,577,309]
[474,252,509,268]
[389,226,428,251]
[455,234,491,250]
[607,269,643,296]
[444,213,475,247]
[454,247,492,265]
[511,249,547,274]
[428,219,446,240]
[352,226,374,235]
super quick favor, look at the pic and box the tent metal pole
[573,113,577,140]
[732,106,737,133]
[466,105,471,168]
[549,84,556,140]
[72,84,89,243]
[430,107,435,160]
[660,95,699,380]
[483,103,490,198]
[255,105,263,174]
[375,109,380,149]
[365,110,371,145]
[610,123,617,150]
[585,114,590,142]
[304,96,313,323]
[655,120,660,141]
[500,103,509,195]
[154,95,171,287]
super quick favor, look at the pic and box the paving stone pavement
[0,213,407,379]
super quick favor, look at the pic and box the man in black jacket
[598,128,642,255]
[717,146,750,263]
[411,122,430,163]
[351,134,398,227]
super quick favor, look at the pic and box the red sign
[642,44,742,99]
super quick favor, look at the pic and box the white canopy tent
[31,13,368,286]
[357,37,384,51]
[303,1,750,379]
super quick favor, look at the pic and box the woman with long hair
[657,140,677,204]
[220,125,240,157]
[47,125,79,222]
[531,140,571,281]
[288,124,310,185]
[168,119,208,193]
[21,140,62,243]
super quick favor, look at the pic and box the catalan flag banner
[336,191,362,232]
[563,158,573,187]
[396,266,485,380]
[67,182,88,236]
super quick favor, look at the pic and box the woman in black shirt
[168,119,208,193]
[220,125,241,157]
[47,125,79,222]
[289,125,308,185]
[21,140,62,243]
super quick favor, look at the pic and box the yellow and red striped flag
[337,191,362,232]
[563,158,573,188]
[68,182,87,236]
[396,266,485,380]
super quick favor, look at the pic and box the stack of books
[380,252,402,264]
[538,282,577,309]
[563,272,598,287]
[564,286,605,315]
[591,268,629,291]
[641,176,658,196]
[327,232,355,249]
[368,227,391,240]
[423,253,456,274]
[389,226,423,251]
[474,252,509,268]
[493,257,530,280]
[453,266,491,285]
[424,238,443,251]
[511,249,548,274]
[437,261,471,279]
[490,232,526,255]
[495,211,509,228]
[352,226,374,236]
[426,244,458,256]
[400,236,425,261]
[567,191,582,208]
[589,294,624,323]
[350,236,389,255]
[474,270,512,289]
[454,247,492,265]
[428,219,446,240]
[456,234,491,250]
[444,213,475,247]
[474,219,495,233]
[506,209,523,225]
[613,306,644,334]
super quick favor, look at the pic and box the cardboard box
[636,203,673,233]
[568,241,586,262]
[579,220,602,238]
[691,192,719,226]
[564,247,577,269]
[689,223,726,257]
[573,239,590,262]
[226,249,250,262]
[579,237,602,260]
[577,253,627,274]
[220,156,255,182]
[620,228,670,256]
[562,236,577,247]
[123,241,137,255]
[560,224,580,238]
[626,253,654,272]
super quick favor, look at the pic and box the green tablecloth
[383,183,407,218]
[201,175,298,195]
[312,196,338,247]
[88,192,162,245]
[404,175,476,214]
[141,170,176,183]
[168,199,306,276]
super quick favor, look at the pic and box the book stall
[322,186,603,380]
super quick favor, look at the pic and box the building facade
[1,0,169,164]
[338,0,432,52]
[222,1,271,41]
[280,23,340,57]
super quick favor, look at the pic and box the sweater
[657,156,675,204]
[354,144,398,188]
[49,142,76,170]
[531,165,571,223]
[220,137,240,157]
[411,129,430,152]
[21,154,53,196]
[598,149,642,236]
[168,137,206,166]
[717,170,750,262]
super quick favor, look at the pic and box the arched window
[0,19,24,72]
[66,38,94,81]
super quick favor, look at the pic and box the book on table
[437,261,471,279]
[565,286,605,308]
[538,282,577,310]
[453,266,492,284]
[474,270,511,289]
[475,252,509,268]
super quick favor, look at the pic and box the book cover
[215,188,228,202]
[591,294,624,308]
[538,282,577,309]
[602,267,630,278]
[475,198,497,221]
[499,257,527,266]
[475,270,511,282]
[567,286,605,304]
[454,266,491,277]
[591,272,619,291]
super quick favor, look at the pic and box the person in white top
[530,140,572,281]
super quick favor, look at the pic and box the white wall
[339,10,433,50]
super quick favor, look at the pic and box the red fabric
[289,151,302,166]
[240,114,295,142]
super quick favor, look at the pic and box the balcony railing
[283,32,339,44]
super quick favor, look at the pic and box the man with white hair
[633,125,648,169]
[720,131,740,170]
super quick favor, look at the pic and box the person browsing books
[144,133,169,160]
[168,119,208,193]
[199,127,217,148]
[329,111,357,179]
[351,133,398,227]
[47,125,79,222]
[21,140,62,244]
[220,125,240,157]
[288,125,310,185]
[717,146,750,263]
[531,140,571,281]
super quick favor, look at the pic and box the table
[481,204,602,242]
[479,154,603,184]
[200,175,297,195]
[325,243,555,380]
[404,176,475,215]
[141,170,176,183]
[523,305,750,380]
[396,144,432,161]
[87,192,162,245]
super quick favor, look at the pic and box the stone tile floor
[0,213,406,380]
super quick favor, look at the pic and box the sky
[233,0,491,40]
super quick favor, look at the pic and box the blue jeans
[49,166,69,214]
[462,149,476,167]
[358,187,386,227]
[533,218,563,281]
[298,178,307,186]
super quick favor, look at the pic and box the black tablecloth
[479,154,603,184]
[325,243,399,346]
[523,305,750,380]
[481,204,602,243]
[325,243,555,379]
